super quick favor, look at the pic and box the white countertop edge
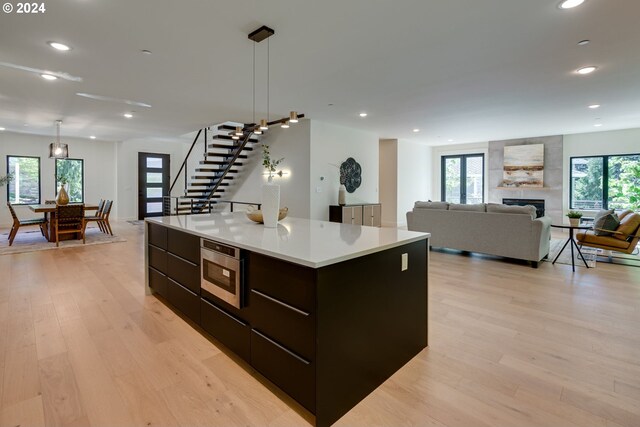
[145,217,430,269]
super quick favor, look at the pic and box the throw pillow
[614,213,640,241]
[449,203,486,212]
[414,201,449,210]
[593,213,620,236]
[486,203,536,219]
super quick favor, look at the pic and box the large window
[55,158,84,203]
[570,154,640,210]
[441,154,485,204]
[6,156,41,205]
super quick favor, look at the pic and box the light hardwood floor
[1,222,639,427]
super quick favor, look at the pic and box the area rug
[0,227,126,255]
[546,238,597,268]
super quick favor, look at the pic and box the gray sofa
[406,202,551,267]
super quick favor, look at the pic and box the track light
[232,135,240,140]
[259,119,269,130]
[281,120,290,129]
[289,111,299,123]
[235,126,244,136]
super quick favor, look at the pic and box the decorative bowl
[246,207,288,223]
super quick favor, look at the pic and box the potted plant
[567,210,583,227]
[261,145,284,228]
[0,172,14,186]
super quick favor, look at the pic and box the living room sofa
[406,202,552,267]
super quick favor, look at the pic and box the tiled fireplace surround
[488,135,563,225]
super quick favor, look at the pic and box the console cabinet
[329,203,381,227]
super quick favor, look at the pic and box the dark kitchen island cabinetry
[145,213,429,427]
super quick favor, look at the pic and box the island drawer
[148,245,167,274]
[201,298,250,362]
[147,223,167,249]
[167,253,200,294]
[250,289,315,361]
[251,329,315,413]
[248,253,316,312]
[166,277,200,324]
[148,267,168,298]
[167,228,200,265]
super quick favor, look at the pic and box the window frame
[55,158,85,203]
[5,155,42,205]
[569,152,640,210]
[441,153,485,204]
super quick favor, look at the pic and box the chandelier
[49,120,69,158]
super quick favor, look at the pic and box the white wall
[379,139,398,226]
[431,141,489,202]
[230,121,311,218]
[397,139,432,226]
[310,121,379,221]
[563,128,640,214]
[0,131,117,227]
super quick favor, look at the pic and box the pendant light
[49,120,69,158]
[248,25,304,134]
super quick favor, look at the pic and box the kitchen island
[145,212,429,427]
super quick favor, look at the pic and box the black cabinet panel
[200,298,250,362]
[251,329,315,413]
[148,223,168,249]
[166,277,200,324]
[248,253,316,312]
[149,267,168,298]
[167,253,200,294]
[168,228,200,265]
[250,289,315,361]
[148,245,167,274]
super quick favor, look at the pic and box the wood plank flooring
[1,222,639,426]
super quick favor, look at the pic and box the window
[570,154,640,210]
[6,156,41,205]
[441,154,485,204]
[55,158,84,203]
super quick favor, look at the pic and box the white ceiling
[1,0,639,145]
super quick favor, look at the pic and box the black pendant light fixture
[49,120,69,158]
[236,25,304,138]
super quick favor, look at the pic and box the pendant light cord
[267,37,270,122]
[253,41,256,125]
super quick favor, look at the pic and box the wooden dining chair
[7,202,48,245]
[54,204,85,247]
[101,200,114,235]
[83,200,106,234]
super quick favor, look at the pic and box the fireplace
[502,198,545,218]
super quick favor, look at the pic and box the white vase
[262,180,280,228]
[338,184,346,205]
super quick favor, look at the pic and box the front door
[138,153,170,220]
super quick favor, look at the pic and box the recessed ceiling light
[47,41,71,51]
[0,127,5,131]
[359,112,367,117]
[594,123,603,127]
[578,39,590,46]
[413,129,420,133]
[448,139,454,142]
[588,104,601,109]
[141,49,152,55]
[559,0,585,9]
[123,113,133,118]
[577,66,597,75]
[41,74,58,80]
[89,135,96,139]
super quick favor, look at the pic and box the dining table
[29,203,99,242]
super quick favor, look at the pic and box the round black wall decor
[340,157,362,193]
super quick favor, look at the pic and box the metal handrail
[168,128,203,195]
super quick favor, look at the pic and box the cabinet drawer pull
[253,329,310,365]
[202,298,248,327]
[251,289,310,317]
[169,252,198,267]
[168,277,198,297]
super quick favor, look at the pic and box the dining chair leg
[8,226,18,246]
[97,220,105,233]
[106,220,113,236]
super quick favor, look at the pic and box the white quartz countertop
[146,213,429,268]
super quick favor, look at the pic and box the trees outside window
[570,154,640,211]
[6,156,40,205]
[55,158,84,203]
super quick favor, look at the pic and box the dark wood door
[138,153,170,220]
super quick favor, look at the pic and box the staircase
[163,122,261,215]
